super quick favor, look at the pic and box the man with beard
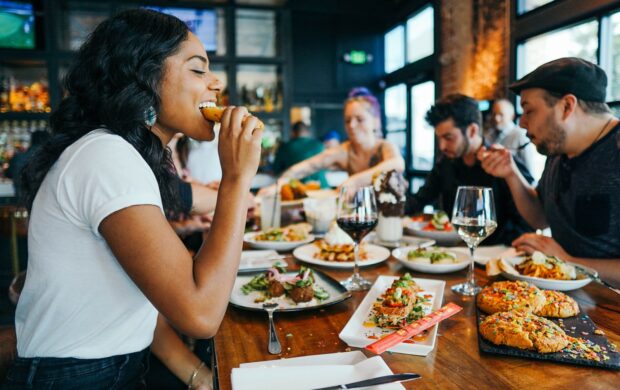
[479,57,620,286]
[406,93,534,245]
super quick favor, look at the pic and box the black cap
[509,57,607,102]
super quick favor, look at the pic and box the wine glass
[451,186,497,296]
[337,186,378,291]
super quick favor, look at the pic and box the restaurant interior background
[1,0,620,324]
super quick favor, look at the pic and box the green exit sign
[344,50,373,65]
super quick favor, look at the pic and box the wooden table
[214,255,620,389]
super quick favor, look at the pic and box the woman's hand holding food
[217,106,263,185]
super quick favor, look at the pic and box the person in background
[273,121,327,187]
[260,87,404,195]
[479,57,620,285]
[322,130,341,149]
[406,93,534,245]
[186,138,222,185]
[485,98,542,180]
[5,130,51,201]
[6,9,262,388]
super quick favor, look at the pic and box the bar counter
[213,254,620,389]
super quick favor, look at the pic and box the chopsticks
[365,303,462,355]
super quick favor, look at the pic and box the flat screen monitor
[0,1,35,49]
[146,7,217,52]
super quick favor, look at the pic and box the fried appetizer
[371,273,422,328]
[199,102,264,130]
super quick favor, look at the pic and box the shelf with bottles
[0,119,50,176]
[0,60,50,114]
[237,64,283,113]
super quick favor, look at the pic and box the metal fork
[262,302,281,354]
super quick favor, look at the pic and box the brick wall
[439,0,510,100]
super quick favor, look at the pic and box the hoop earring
[144,106,157,127]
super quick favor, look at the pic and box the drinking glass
[451,186,497,296]
[337,186,378,291]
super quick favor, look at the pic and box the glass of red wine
[337,186,378,291]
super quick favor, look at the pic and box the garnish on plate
[240,265,330,303]
[407,246,458,264]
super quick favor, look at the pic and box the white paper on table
[232,353,405,390]
[452,245,518,265]
[239,250,284,271]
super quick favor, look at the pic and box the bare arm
[341,141,405,191]
[478,146,548,229]
[189,182,218,215]
[100,107,262,338]
[151,315,212,389]
[281,146,345,181]
[512,233,620,287]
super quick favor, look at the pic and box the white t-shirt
[186,139,222,184]
[16,129,163,358]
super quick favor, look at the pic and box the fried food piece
[479,310,569,353]
[476,280,546,314]
[199,105,264,130]
[267,280,285,298]
[535,290,580,318]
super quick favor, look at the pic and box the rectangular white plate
[239,250,286,272]
[232,354,404,390]
[339,276,445,356]
[451,245,518,266]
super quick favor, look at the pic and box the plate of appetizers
[339,274,445,356]
[403,211,461,246]
[392,246,470,274]
[230,265,351,312]
[244,223,315,251]
[489,251,594,291]
[293,242,390,269]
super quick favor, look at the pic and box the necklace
[591,117,614,145]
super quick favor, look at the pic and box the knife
[310,373,421,390]
[574,265,620,295]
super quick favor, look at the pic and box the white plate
[239,250,287,273]
[392,246,470,274]
[229,269,351,312]
[457,245,519,266]
[292,243,391,269]
[339,276,445,356]
[244,232,315,251]
[403,219,462,246]
[500,256,594,291]
[232,354,403,390]
[363,232,435,249]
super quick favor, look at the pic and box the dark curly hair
[20,9,189,212]
[425,93,482,135]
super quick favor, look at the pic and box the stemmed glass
[451,186,497,296]
[337,186,378,291]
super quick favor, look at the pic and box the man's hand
[512,233,572,261]
[477,145,518,179]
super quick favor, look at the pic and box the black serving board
[477,308,620,370]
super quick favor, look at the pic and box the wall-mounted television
[0,1,35,49]
[146,7,217,52]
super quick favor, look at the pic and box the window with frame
[384,84,406,156]
[406,6,434,64]
[517,0,556,15]
[410,81,435,171]
[516,19,599,79]
[384,25,405,73]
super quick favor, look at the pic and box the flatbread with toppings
[476,280,546,315]
[535,290,580,318]
[479,310,569,353]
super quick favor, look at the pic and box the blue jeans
[2,348,150,389]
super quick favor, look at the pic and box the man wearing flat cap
[478,57,620,286]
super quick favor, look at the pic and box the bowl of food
[245,223,315,251]
[490,251,594,291]
[392,246,469,273]
[403,211,462,246]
